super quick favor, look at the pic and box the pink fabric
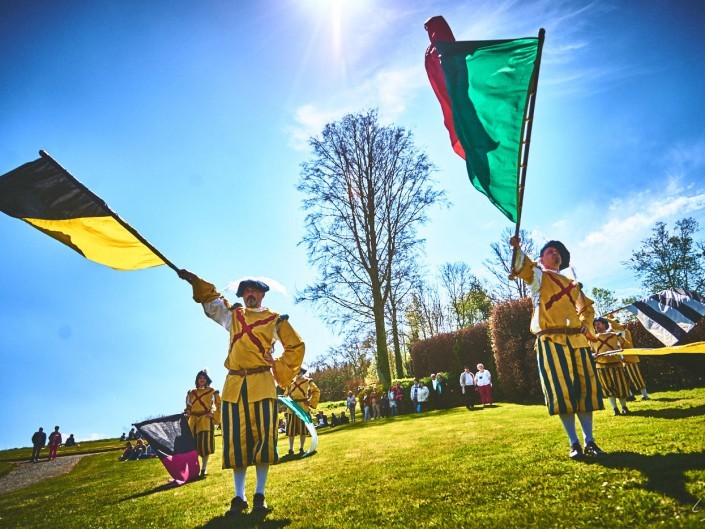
[424,15,465,160]
[161,451,199,485]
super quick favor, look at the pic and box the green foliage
[625,217,705,294]
[591,287,619,316]
[1,390,704,528]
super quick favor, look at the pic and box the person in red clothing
[48,426,62,460]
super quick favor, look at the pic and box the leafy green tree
[625,217,705,294]
[590,287,619,316]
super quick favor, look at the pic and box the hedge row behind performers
[510,236,606,460]
[185,369,221,477]
[179,270,305,515]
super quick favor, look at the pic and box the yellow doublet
[513,252,595,346]
[607,318,639,364]
[590,332,627,366]
[186,387,222,433]
[190,277,304,403]
[285,375,321,413]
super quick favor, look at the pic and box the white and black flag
[625,289,705,346]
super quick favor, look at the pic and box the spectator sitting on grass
[134,439,147,459]
[339,412,349,424]
[315,411,328,428]
[118,442,134,461]
[120,433,126,441]
[330,413,340,427]
[65,434,76,447]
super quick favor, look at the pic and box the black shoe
[287,449,294,456]
[626,395,636,402]
[569,442,583,459]
[621,407,630,415]
[200,469,207,477]
[642,395,650,401]
[226,496,248,516]
[613,408,620,416]
[584,441,606,457]
[252,493,270,512]
[298,448,305,455]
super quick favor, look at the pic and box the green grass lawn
[1,389,704,528]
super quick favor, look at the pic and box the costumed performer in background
[590,318,631,416]
[185,368,222,476]
[284,365,320,455]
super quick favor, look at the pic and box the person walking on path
[346,391,357,423]
[179,270,305,515]
[48,426,62,460]
[30,427,46,463]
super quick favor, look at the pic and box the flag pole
[509,28,545,279]
[38,150,181,274]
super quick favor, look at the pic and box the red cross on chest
[595,336,614,354]
[543,272,577,311]
[191,388,214,411]
[288,378,308,398]
[229,308,278,356]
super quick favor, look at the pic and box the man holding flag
[510,237,606,459]
[179,270,305,515]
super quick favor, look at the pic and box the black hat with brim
[236,279,270,298]
[540,240,570,270]
[594,317,609,328]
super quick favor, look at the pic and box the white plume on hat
[224,276,288,296]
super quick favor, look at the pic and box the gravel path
[0,454,94,494]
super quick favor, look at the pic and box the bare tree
[484,226,537,300]
[404,280,447,343]
[439,262,480,330]
[297,110,444,386]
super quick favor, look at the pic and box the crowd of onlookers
[30,426,77,462]
[117,427,158,461]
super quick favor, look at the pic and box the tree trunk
[389,298,404,379]
[372,292,391,387]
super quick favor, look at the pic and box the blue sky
[1,0,704,450]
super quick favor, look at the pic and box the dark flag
[0,151,174,271]
[624,288,705,346]
[134,414,199,485]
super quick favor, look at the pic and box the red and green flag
[425,16,544,223]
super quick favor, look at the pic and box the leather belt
[536,327,582,337]
[228,366,271,376]
[293,398,308,403]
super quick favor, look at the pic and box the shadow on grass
[198,511,291,528]
[118,481,180,501]
[628,404,705,420]
[590,450,705,504]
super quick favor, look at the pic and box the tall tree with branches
[297,110,444,386]
[625,217,705,294]
[484,226,537,300]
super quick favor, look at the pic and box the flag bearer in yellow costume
[284,366,320,455]
[590,318,631,416]
[607,316,651,401]
[185,369,221,477]
[178,270,305,515]
[510,237,606,460]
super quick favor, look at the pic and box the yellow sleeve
[212,391,222,425]
[606,317,634,348]
[308,380,321,409]
[185,390,192,414]
[272,317,305,389]
[189,275,228,305]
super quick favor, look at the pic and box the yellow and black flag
[0,151,174,271]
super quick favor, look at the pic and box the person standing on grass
[30,427,46,463]
[459,366,475,410]
[416,381,430,413]
[179,270,305,515]
[284,366,320,455]
[185,369,222,476]
[475,364,493,407]
[607,316,650,401]
[590,318,631,416]
[509,237,606,460]
[346,391,357,423]
[410,378,420,413]
[48,426,62,460]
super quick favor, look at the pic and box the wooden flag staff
[509,28,545,279]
